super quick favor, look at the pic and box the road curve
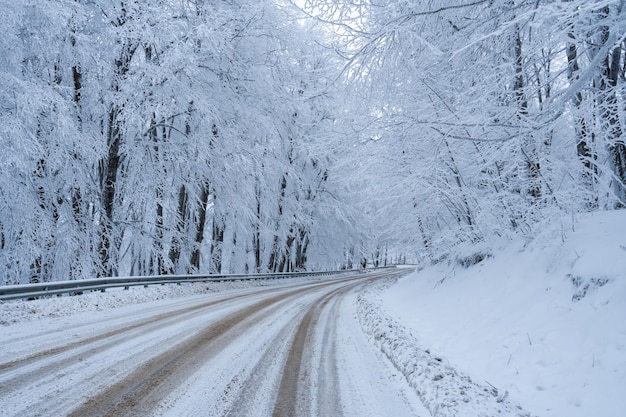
[0,271,427,417]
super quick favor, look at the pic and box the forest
[0,0,624,284]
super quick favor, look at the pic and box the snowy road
[0,271,427,417]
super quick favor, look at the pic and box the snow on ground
[1,272,430,417]
[0,276,322,326]
[378,210,626,417]
[357,278,529,417]
[2,211,624,417]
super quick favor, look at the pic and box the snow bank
[356,278,530,417]
[0,277,320,326]
[378,210,626,417]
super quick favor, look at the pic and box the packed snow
[1,273,429,416]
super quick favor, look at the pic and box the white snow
[356,278,529,417]
[379,210,626,417]
[333,287,430,417]
[2,211,625,416]
[0,274,428,416]
[0,277,320,326]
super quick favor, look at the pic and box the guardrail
[0,267,398,301]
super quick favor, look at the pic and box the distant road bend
[0,270,427,417]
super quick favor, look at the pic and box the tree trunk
[566,35,599,209]
[253,184,262,273]
[169,185,188,271]
[98,107,122,277]
[602,34,625,206]
[513,25,542,202]
[191,181,211,271]
[98,36,137,277]
[295,228,308,271]
[210,215,224,274]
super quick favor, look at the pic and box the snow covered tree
[303,0,626,260]
[0,0,358,283]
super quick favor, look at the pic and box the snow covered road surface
[0,270,428,417]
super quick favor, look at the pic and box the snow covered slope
[380,210,626,417]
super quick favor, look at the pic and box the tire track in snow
[0,280,327,379]
[66,278,361,417]
[271,271,408,417]
[1,280,337,416]
[0,290,267,392]
[271,283,354,417]
[1,271,421,417]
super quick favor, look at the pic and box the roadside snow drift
[379,210,626,417]
[357,278,529,417]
